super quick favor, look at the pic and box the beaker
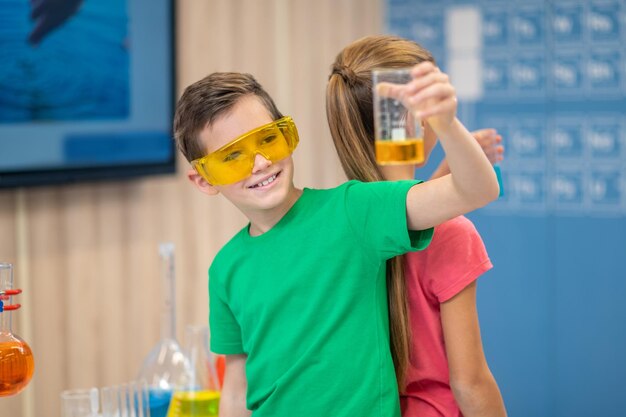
[0,262,34,397]
[372,67,425,165]
[166,325,220,417]
[137,243,192,417]
[60,388,99,417]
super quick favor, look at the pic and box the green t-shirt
[209,180,433,417]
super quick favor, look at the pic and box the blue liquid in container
[494,165,504,197]
[149,388,173,417]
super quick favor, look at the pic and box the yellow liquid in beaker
[166,390,220,417]
[375,138,424,165]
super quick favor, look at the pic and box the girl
[326,35,507,417]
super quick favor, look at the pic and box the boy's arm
[219,354,251,417]
[380,62,500,229]
[406,118,499,230]
[429,129,504,180]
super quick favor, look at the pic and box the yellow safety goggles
[192,116,299,185]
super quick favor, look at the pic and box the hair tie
[331,64,358,86]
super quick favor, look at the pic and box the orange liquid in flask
[0,335,35,396]
[1,263,35,397]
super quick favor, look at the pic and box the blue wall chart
[388,1,626,416]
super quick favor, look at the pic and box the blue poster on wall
[0,0,130,122]
[388,1,626,416]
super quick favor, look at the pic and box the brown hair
[174,72,283,162]
[326,35,434,391]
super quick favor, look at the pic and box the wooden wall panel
[94,183,127,386]
[0,193,16,263]
[27,189,65,416]
[1,1,382,415]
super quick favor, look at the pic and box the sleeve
[208,267,245,355]
[423,217,493,303]
[344,180,434,260]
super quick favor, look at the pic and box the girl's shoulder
[406,215,491,300]
[434,215,481,241]
[406,216,487,267]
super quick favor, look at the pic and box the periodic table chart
[387,0,626,216]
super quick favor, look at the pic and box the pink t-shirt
[400,216,492,417]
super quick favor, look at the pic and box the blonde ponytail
[326,35,434,391]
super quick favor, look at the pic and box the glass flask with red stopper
[0,262,34,397]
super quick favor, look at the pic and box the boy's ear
[187,168,220,196]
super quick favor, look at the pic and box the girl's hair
[326,35,434,391]
[174,72,283,162]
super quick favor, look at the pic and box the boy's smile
[243,154,284,193]
[247,170,279,189]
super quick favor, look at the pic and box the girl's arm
[220,354,251,417]
[441,282,507,417]
[380,62,500,230]
[430,129,504,180]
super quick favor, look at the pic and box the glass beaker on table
[166,325,220,417]
[61,380,150,417]
[60,388,99,417]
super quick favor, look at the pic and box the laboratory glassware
[0,262,34,397]
[60,388,99,417]
[101,380,151,417]
[167,325,220,417]
[372,67,424,165]
[137,243,192,417]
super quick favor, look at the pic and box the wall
[389,0,626,415]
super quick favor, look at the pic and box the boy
[174,70,499,417]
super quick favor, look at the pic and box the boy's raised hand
[377,62,457,131]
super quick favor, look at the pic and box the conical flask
[137,243,192,417]
[0,262,34,397]
[167,325,220,417]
